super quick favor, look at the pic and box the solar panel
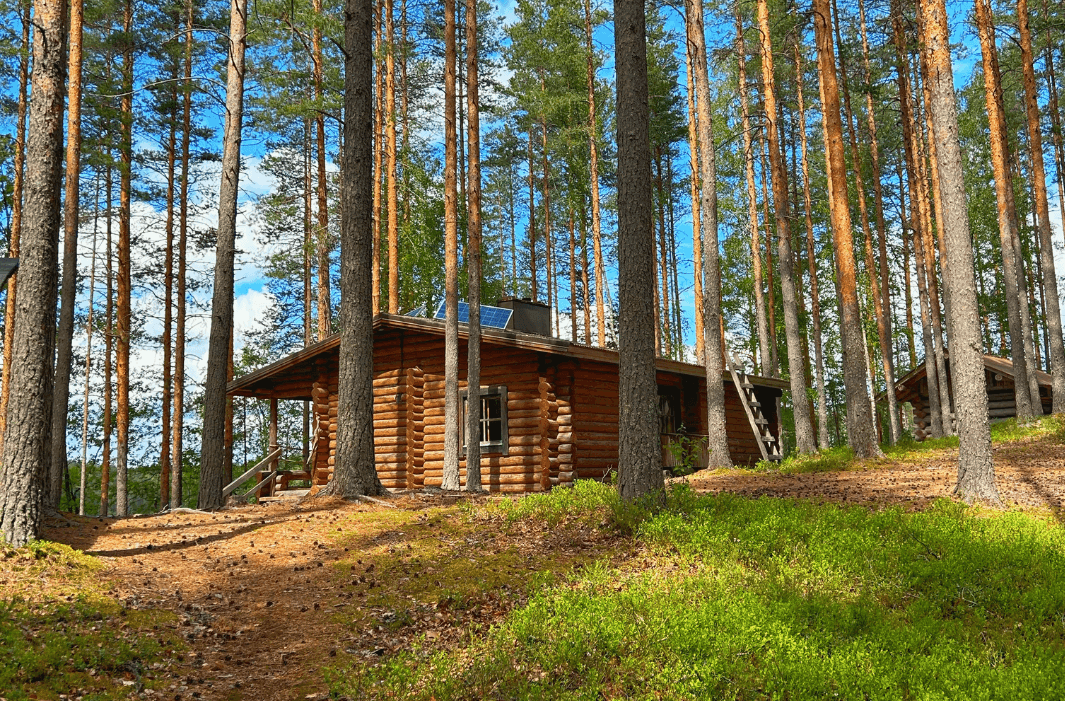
[434,300,513,329]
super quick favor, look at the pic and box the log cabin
[226,300,787,496]
[891,353,1053,440]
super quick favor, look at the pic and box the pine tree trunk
[441,0,461,492]
[0,1,31,461]
[581,214,591,344]
[757,131,780,377]
[159,97,177,510]
[527,127,537,302]
[795,40,831,449]
[313,0,332,336]
[684,43,704,360]
[465,0,482,491]
[736,14,772,378]
[172,0,193,509]
[1043,8,1065,255]
[894,8,945,438]
[80,194,98,516]
[756,0,815,453]
[973,0,1035,419]
[919,0,996,502]
[50,0,86,509]
[371,2,383,316]
[616,0,666,497]
[813,0,879,457]
[833,0,900,444]
[655,153,672,357]
[687,0,731,469]
[199,0,248,509]
[570,214,578,343]
[897,159,918,371]
[101,166,114,517]
[334,0,380,498]
[582,0,606,347]
[0,0,65,545]
[115,0,134,517]
[385,0,399,313]
[1016,0,1065,411]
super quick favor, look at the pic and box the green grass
[0,542,181,700]
[330,481,1065,700]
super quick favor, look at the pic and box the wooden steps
[725,349,782,462]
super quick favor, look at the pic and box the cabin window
[462,385,509,455]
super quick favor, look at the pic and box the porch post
[268,397,279,497]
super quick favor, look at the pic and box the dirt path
[46,493,624,700]
[682,435,1065,515]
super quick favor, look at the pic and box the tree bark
[465,0,482,491]
[570,214,578,343]
[385,0,399,313]
[736,14,772,379]
[897,158,918,371]
[583,0,606,347]
[51,0,86,509]
[441,0,461,491]
[101,166,114,517]
[527,127,537,302]
[199,0,248,509]
[313,0,332,336]
[687,0,731,469]
[813,0,880,457]
[1017,0,1065,412]
[795,40,831,449]
[833,0,900,444]
[973,0,1035,419]
[79,196,98,516]
[371,2,383,315]
[159,83,177,510]
[0,0,65,546]
[173,0,194,509]
[756,0,815,454]
[334,0,380,498]
[0,1,31,460]
[615,0,665,498]
[758,131,780,377]
[684,42,704,361]
[919,0,996,502]
[115,0,134,517]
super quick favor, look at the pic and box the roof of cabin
[890,352,1052,399]
[227,313,789,400]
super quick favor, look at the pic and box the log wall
[307,326,782,491]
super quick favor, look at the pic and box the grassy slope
[0,541,182,701]
[333,479,1065,700]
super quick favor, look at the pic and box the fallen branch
[355,494,397,509]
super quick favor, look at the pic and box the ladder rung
[741,381,754,390]
[755,417,768,425]
[748,400,761,408]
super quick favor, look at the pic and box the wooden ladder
[724,350,782,462]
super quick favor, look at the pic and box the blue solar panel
[434,301,513,329]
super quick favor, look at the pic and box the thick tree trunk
[441,0,461,491]
[684,43,704,360]
[334,0,379,498]
[0,0,65,546]
[385,0,399,313]
[199,0,248,510]
[50,0,86,509]
[0,1,31,460]
[919,0,996,502]
[813,0,880,457]
[736,15,771,379]
[973,0,1035,419]
[615,0,665,498]
[833,0,900,444]
[583,0,606,347]
[465,0,482,492]
[115,0,134,517]
[795,40,831,449]
[687,0,731,468]
[756,0,815,453]
[1017,0,1065,412]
